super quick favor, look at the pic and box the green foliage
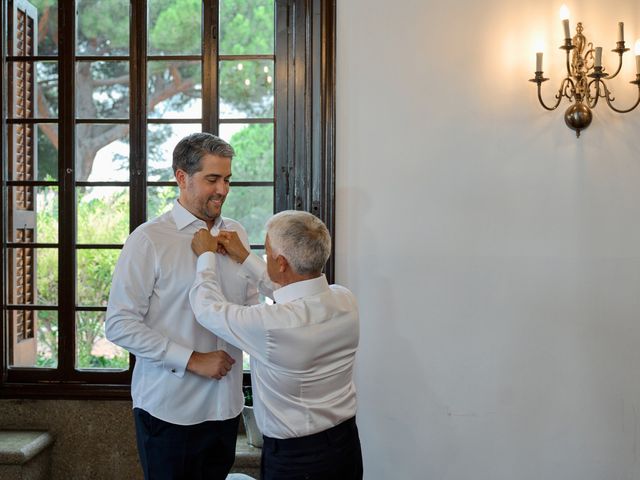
[220,0,274,55]
[149,0,201,54]
[77,0,130,54]
[243,385,253,406]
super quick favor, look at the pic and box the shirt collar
[171,200,224,232]
[273,275,330,304]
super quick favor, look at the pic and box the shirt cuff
[238,253,265,282]
[163,341,193,378]
[196,251,217,272]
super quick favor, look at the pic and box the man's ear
[277,255,288,273]
[175,169,187,190]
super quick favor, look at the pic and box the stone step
[0,430,54,480]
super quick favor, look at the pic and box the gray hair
[266,210,331,275]
[172,132,235,176]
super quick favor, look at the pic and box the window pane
[7,186,58,243]
[14,1,59,56]
[76,312,129,370]
[7,123,58,181]
[219,60,274,119]
[35,186,58,243]
[224,186,273,244]
[148,0,201,56]
[219,0,274,55]
[148,61,202,118]
[76,61,130,119]
[7,124,60,181]
[77,126,129,182]
[9,310,58,368]
[76,0,130,56]
[147,123,201,180]
[77,187,129,244]
[7,247,57,306]
[36,248,58,305]
[77,250,120,307]
[147,186,178,220]
[37,124,58,180]
[220,123,274,182]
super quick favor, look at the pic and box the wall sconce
[529,4,640,137]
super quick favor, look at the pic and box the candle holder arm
[602,81,640,114]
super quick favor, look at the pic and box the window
[1,0,335,398]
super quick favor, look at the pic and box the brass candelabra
[530,15,640,138]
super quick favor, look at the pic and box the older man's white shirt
[189,252,359,439]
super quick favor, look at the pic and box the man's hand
[186,350,235,380]
[192,229,219,256]
[217,230,250,264]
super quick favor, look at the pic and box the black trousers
[133,408,240,480]
[261,416,363,480]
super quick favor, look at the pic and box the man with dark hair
[190,210,363,480]
[106,132,255,479]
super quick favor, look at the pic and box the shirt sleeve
[238,253,279,300]
[190,252,270,363]
[105,230,193,377]
[233,225,260,307]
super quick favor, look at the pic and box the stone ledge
[234,434,261,468]
[0,431,54,465]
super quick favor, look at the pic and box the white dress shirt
[106,201,257,425]
[190,252,359,439]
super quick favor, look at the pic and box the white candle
[560,5,571,39]
[618,22,624,43]
[563,19,570,39]
[536,52,543,72]
[635,40,640,74]
[595,47,602,67]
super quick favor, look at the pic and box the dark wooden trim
[1,0,8,385]
[130,0,147,229]
[274,0,336,282]
[202,0,218,134]
[6,118,59,123]
[0,382,132,400]
[58,0,76,380]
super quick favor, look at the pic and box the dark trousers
[133,408,240,480]
[261,416,363,480]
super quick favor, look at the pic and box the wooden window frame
[1,0,335,399]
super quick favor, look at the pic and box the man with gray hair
[189,210,363,480]
[107,132,256,479]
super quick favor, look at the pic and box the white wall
[336,1,640,478]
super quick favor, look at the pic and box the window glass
[77,250,120,307]
[76,187,130,244]
[224,186,272,244]
[76,61,130,119]
[9,311,59,368]
[148,61,202,118]
[219,0,274,55]
[147,186,179,220]
[76,312,129,369]
[148,0,201,56]
[77,128,130,182]
[76,0,130,56]
[220,123,274,182]
[219,60,274,119]
[147,123,202,180]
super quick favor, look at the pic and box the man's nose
[213,179,229,195]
